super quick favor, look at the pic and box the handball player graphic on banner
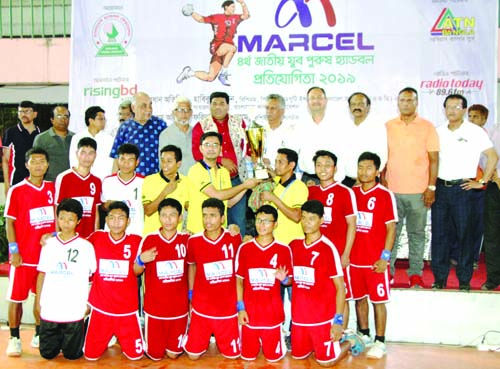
[69,0,497,134]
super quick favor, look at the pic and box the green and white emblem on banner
[92,13,132,57]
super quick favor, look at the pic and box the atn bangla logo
[431,8,475,36]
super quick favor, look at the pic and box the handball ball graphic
[182,4,194,16]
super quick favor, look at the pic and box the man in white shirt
[261,94,298,170]
[69,106,114,180]
[431,94,498,291]
[294,87,344,185]
[158,97,195,176]
[340,92,387,187]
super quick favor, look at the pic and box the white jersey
[102,172,145,236]
[37,235,96,322]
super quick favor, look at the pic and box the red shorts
[84,309,144,360]
[344,266,353,301]
[350,265,391,303]
[291,321,341,363]
[209,40,235,64]
[241,324,285,362]
[183,310,240,358]
[7,264,38,302]
[144,314,188,360]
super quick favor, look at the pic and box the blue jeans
[227,176,247,237]
[390,193,428,277]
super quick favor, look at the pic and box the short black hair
[25,146,49,162]
[301,200,324,217]
[210,91,230,104]
[444,94,468,109]
[202,198,225,216]
[158,198,183,216]
[84,106,105,127]
[19,100,37,111]
[221,0,234,9]
[200,131,223,146]
[107,201,130,218]
[277,148,298,169]
[57,198,83,220]
[255,204,278,222]
[117,143,140,159]
[398,87,418,99]
[77,137,97,151]
[160,145,183,162]
[307,86,326,98]
[313,150,337,166]
[358,151,381,170]
[348,92,371,107]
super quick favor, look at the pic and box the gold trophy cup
[246,121,269,179]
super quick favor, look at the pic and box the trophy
[245,121,269,179]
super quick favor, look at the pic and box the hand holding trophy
[246,121,269,179]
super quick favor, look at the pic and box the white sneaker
[176,66,193,83]
[6,337,22,357]
[366,340,386,359]
[31,334,39,348]
[218,70,231,86]
[361,334,373,347]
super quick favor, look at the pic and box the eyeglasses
[255,219,274,225]
[18,109,34,114]
[55,114,70,119]
[445,105,464,111]
[202,143,220,148]
[174,108,192,113]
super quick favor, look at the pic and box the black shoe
[459,283,471,292]
[481,281,499,291]
[285,335,292,351]
[432,281,445,290]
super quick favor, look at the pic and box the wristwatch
[427,185,436,191]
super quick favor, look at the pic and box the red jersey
[290,235,343,325]
[87,231,142,315]
[141,230,190,319]
[186,229,241,318]
[308,182,357,255]
[4,180,56,265]
[235,239,292,327]
[351,184,398,266]
[204,14,242,44]
[55,169,102,238]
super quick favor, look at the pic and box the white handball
[182,4,194,16]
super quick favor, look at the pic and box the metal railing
[0,0,71,38]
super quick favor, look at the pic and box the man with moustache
[261,94,298,171]
[385,87,439,289]
[295,87,344,186]
[110,92,167,176]
[2,101,41,194]
[158,97,195,176]
[340,92,387,188]
[33,105,74,182]
[191,91,250,236]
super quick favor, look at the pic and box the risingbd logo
[430,8,475,36]
[92,12,133,57]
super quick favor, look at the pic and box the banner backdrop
[69,0,497,135]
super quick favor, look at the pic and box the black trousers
[483,182,500,285]
[39,319,84,360]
